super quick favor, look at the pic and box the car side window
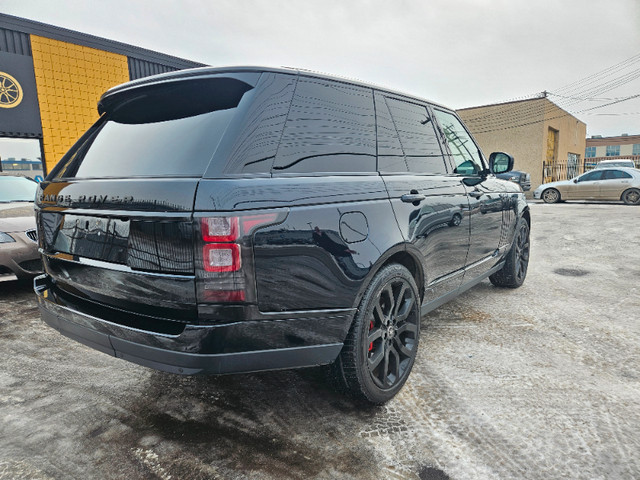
[578,171,604,182]
[272,77,376,174]
[222,73,297,175]
[603,170,632,180]
[432,109,484,175]
[374,94,447,174]
[383,97,447,174]
[375,92,408,173]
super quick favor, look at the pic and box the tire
[542,188,561,204]
[490,217,530,288]
[330,264,421,404]
[621,188,640,205]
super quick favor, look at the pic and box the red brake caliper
[368,320,374,352]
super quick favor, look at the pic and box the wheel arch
[620,187,640,205]
[351,244,425,312]
[521,206,531,229]
[542,187,561,202]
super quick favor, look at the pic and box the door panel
[430,108,506,280]
[600,170,633,200]
[571,180,600,199]
[568,170,605,199]
[463,177,508,279]
[383,175,470,303]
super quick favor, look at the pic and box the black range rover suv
[34,67,530,403]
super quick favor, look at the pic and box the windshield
[0,176,37,202]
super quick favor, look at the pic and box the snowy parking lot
[1,202,639,480]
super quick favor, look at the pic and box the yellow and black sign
[0,71,23,108]
[0,51,42,137]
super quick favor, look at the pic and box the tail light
[196,211,283,306]
[201,217,239,243]
[202,243,241,272]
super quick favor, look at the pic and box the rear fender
[350,243,425,312]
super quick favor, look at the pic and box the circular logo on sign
[0,72,23,108]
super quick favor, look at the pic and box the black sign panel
[0,51,42,137]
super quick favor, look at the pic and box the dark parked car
[34,67,530,403]
[496,170,531,191]
[0,175,42,281]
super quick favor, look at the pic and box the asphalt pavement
[1,201,639,479]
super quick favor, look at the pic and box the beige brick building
[458,96,586,193]
[585,134,640,166]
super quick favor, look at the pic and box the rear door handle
[468,190,483,198]
[401,193,426,204]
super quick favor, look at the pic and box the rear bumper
[34,275,349,375]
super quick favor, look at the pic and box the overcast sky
[2,0,640,137]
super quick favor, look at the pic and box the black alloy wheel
[490,217,530,288]
[331,264,421,404]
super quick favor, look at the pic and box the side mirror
[489,152,514,174]
[573,178,578,183]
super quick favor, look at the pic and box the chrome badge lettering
[39,193,134,205]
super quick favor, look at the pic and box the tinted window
[52,77,253,179]
[385,98,440,157]
[272,77,376,174]
[603,169,632,179]
[433,109,484,175]
[375,93,407,173]
[220,73,297,175]
[384,98,446,174]
[579,170,604,182]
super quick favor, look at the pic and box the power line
[552,52,640,96]
[459,52,640,134]
[576,94,640,113]
[464,93,640,135]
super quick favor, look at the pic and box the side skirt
[420,261,505,316]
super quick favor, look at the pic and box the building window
[606,145,620,157]
[567,153,580,179]
[585,146,596,158]
[633,144,640,156]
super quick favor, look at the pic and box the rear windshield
[52,77,253,179]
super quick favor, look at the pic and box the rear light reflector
[203,243,241,272]
[201,289,246,302]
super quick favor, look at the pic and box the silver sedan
[533,167,640,205]
[0,175,42,281]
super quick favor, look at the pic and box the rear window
[52,77,253,179]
